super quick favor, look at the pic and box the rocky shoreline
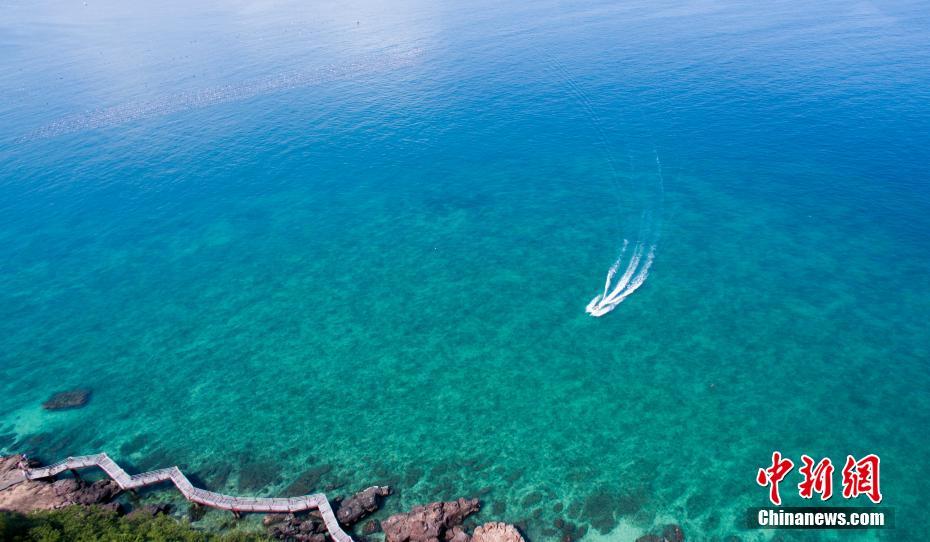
[0,455,121,513]
[0,454,686,542]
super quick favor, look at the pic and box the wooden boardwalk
[24,453,353,542]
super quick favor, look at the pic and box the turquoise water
[1,0,929,540]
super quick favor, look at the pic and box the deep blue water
[1,0,929,540]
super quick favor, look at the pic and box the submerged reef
[41,389,91,411]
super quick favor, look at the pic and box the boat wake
[546,53,665,318]
[585,240,656,317]
[585,151,663,317]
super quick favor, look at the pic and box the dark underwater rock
[405,467,424,488]
[238,459,281,492]
[200,461,233,489]
[582,489,619,534]
[285,464,333,495]
[566,500,582,519]
[662,524,685,542]
[42,389,91,410]
[381,498,481,542]
[636,523,686,542]
[118,434,150,456]
[522,491,543,507]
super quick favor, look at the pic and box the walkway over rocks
[24,453,353,542]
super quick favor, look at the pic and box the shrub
[0,506,271,542]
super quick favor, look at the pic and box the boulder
[472,522,525,542]
[42,390,91,410]
[67,479,121,505]
[264,513,288,526]
[0,455,122,512]
[336,485,392,526]
[381,498,481,542]
[269,513,328,542]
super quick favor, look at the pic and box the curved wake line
[586,242,655,317]
[586,149,666,317]
[18,49,422,143]
[545,53,664,318]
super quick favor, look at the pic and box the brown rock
[382,498,481,542]
[336,485,391,526]
[67,480,121,505]
[472,522,525,542]
[264,513,288,526]
[0,455,122,512]
[269,514,328,542]
[445,525,471,542]
[363,519,382,535]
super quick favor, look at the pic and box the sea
[1,0,928,540]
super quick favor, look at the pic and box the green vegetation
[0,506,271,542]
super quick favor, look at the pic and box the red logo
[758,452,882,505]
[756,451,794,506]
[841,454,882,504]
[798,455,834,500]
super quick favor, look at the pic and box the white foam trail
[601,239,628,300]
[547,54,665,318]
[18,49,423,142]
[609,245,655,304]
[586,243,655,317]
[603,242,645,303]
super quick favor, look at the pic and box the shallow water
[1,0,929,540]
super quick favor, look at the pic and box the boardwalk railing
[24,453,353,542]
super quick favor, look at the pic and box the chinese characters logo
[757,452,882,505]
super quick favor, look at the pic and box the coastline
[0,453,687,542]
